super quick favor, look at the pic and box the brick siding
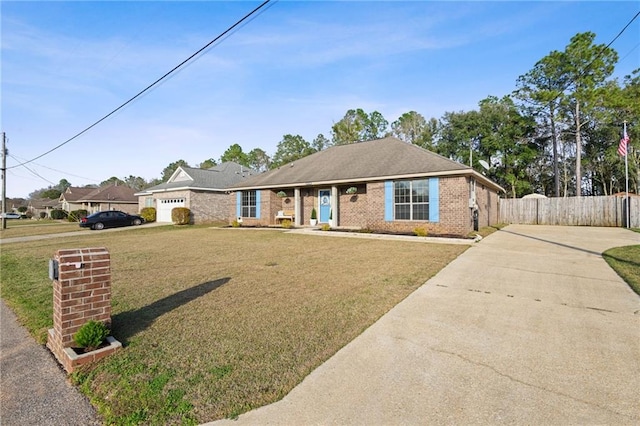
[231,177,500,237]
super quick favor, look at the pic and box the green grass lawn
[604,243,640,296]
[1,224,467,425]
[0,220,80,238]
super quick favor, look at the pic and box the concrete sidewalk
[208,225,640,425]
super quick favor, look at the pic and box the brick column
[47,247,121,373]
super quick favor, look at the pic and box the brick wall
[190,191,233,224]
[338,185,367,227]
[364,177,473,237]
[95,202,138,214]
[439,177,471,236]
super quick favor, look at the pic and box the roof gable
[172,168,194,182]
[60,187,97,202]
[140,162,259,194]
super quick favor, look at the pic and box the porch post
[294,188,301,227]
[331,186,338,227]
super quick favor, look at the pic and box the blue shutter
[384,181,394,221]
[429,178,439,222]
[236,192,241,218]
[255,190,261,218]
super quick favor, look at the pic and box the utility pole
[1,132,7,230]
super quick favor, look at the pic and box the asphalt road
[0,300,100,425]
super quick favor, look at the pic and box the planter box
[47,329,122,374]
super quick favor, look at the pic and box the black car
[79,210,144,230]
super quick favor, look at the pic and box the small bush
[321,224,331,231]
[140,207,156,223]
[310,208,317,220]
[231,219,241,228]
[39,212,47,219]
[68,209,89,222]
[281,219,292,229]
[172,207,191,225]
[50,209,68,220]
[73,320,110,352]
[413,227,428,237]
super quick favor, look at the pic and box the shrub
[321,224,331,231]
[231,219,241,228]
[172,207,191,225]
[310,208,317,220]
[73,320,110,352]
[140,207,156,223]
[281,219,292,229]
[17,206,28,213]
[413,227,428,237]
[39,212,47,219]
[68,209,89,222]
[50,209,68,220]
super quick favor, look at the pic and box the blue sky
[2,1,639,198]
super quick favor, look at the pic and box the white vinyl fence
[499,195,639,228]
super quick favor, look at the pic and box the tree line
[31,32,638,200]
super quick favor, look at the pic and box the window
[145,197,154,207]
[241,190,257,218]
[394,179,429,220]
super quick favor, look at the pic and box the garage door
[157,198,185,223]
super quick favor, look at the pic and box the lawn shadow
[111,277,230,345]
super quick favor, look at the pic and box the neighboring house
[135,162,258,223]
[28,198,61,218]
[59,187,96,212]
[230,136,505,237]
[60,185,139,214]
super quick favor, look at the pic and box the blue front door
[319,190,331,223]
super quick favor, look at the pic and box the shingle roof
[61,187,96,202]
[138,162,258,194]
[79,184,138,203]
[231,136,501,190]
[29,198,61,208]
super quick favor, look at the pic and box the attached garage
[157,198,185,223]
[135,163,259,225]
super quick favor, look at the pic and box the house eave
[135,186,227,195]
[231,169,505,194]
[76,199,138,203]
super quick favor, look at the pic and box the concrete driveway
[208,225,640,425]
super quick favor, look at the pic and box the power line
[566,10,640,91]
[517,10,640,115]
[7,154,56,186]
[8,0,274,170]
[8,153,99,183]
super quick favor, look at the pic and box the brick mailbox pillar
[47,247,121,373]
